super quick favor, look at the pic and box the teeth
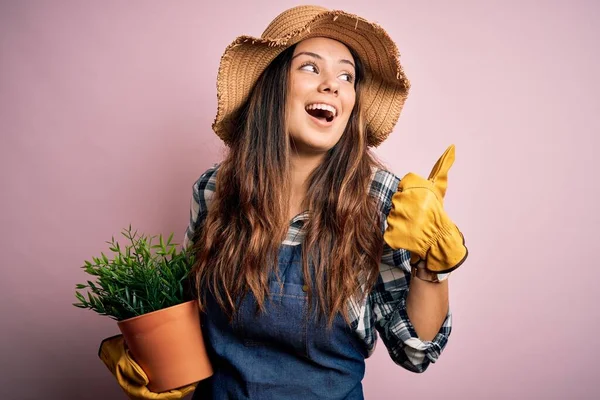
[305,103,337,117]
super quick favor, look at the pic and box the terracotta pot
[117,300,213,392]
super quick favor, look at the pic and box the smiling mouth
[305,107,335,123]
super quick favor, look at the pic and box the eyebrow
[292,51,356,70]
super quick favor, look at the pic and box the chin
[293,133,342,154]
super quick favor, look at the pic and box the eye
[339,72,355,83]
[299,62,318,73]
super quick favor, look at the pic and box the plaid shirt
[183,163,452,373]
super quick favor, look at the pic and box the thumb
[427,144,455,200]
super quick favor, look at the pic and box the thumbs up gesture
[383,145,468,273]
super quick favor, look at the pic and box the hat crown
[261,5,329,38]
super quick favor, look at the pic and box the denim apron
[192,242,368,399]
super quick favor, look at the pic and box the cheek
[348,92,357,109]
[286,81,302,118]
[342,93,356,120]
[288,75,311,101]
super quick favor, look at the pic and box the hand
[98,334,196,400]
[383,144,468,273]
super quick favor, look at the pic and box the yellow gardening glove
[383,144,468,273]
[98,334,196,400]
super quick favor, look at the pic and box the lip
[305,101,340,118]
[304,101,339,128]
[306,110,335,128]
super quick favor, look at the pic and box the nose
[317,74,339,95]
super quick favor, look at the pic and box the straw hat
[212,5,411,148]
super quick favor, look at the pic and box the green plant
[73,225,195,321]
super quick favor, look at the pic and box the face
[285,37,357,156]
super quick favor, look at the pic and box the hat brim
[213,10,410,148]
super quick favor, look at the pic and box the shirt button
[302,285,308,292]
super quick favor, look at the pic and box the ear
[427,145,456,200]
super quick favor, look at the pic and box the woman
[101,5,467,399]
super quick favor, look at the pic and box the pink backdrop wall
[2,1,598,399]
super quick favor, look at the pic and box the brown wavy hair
[191,43,385,326]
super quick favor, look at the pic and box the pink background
[2,1,598,399]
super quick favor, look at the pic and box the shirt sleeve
[182,164,219,250]
[368,168,452,373]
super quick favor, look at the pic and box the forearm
[406,277,449,341]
